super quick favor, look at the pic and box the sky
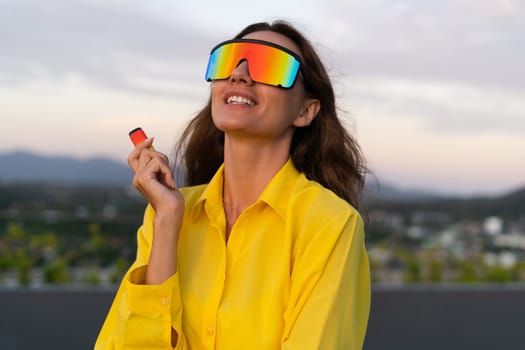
[1,0,524,196]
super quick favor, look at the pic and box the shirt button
[207,327,214,335]
[160,297,170,305]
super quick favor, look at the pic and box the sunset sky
[1,0,524,196]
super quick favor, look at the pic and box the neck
[222,135,291,213]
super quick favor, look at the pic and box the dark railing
[365,285,524,350]
[1,285,523,349]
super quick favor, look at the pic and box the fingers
[135,156,175,190]
[127,137,155,172]
[128,137,174,189]
[128,138,170,172]
[132,159,178,209]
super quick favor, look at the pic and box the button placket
[202,224,226,347]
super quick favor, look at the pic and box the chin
[213,116,252,133]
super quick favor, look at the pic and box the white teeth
[227,95,254,106]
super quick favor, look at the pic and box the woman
[95,20,370,349]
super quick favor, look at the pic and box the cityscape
[365,189,525,284]
[1,179,524,288]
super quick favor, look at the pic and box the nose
[229,60,254,86]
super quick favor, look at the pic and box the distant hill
[364,176,442,202]
[435,187,525,220]
[367,184,525,220]
[1,151,523,210]
[1,151,436,199]
[0,151,132,185]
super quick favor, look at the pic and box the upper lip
[223,89,257,106]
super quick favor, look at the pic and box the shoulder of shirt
[288,175,364,257]
[292,174,362,224]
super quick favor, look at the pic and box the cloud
[5,0,523,94]
[313,0,525,134]
[2,0,524,134]
[347,76,525,134]
[318,0,525,90]
[0,0,214,98]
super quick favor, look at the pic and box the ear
[293,98,320,128]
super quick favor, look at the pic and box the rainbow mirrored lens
[205,39,301,89]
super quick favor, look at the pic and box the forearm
[146,208,183,284]
[96,204,187,349]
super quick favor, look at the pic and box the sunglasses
[205,38,302,89]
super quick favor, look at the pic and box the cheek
[272,91,304,119]
[210,84,221,104]
[210,100,222,127]
[210,85,223,118]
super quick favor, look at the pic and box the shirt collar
[191,163,225,222]
[258,158,300,219]
[191,158,301,221]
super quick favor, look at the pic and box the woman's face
[210,31,318,141]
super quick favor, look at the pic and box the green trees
[0,221,130,287]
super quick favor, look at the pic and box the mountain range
[0,151,132,185]
[0,151,522,203]
[0,151,428,198]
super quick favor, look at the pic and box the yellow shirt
[95,159,370,349]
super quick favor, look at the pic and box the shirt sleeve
[281,211,371,350]
[94,205,187,350]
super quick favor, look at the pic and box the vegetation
[364,187,525,285]
[0,182,145,287]
[1,181,525,287]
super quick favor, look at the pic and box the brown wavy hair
[175,20,368,210]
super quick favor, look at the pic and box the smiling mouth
[227,95,255,106]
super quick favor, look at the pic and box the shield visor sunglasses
[205,38,302,89]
